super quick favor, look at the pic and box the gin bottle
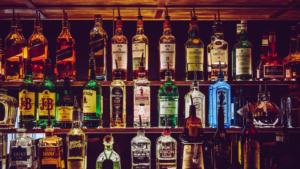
[96,135,121,169]
[209,62,231,128]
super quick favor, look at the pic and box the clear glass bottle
[207,15,216,81]
[0,82,18,128]
[254,35,269,81]
[284,26,297,81]
[281,84,300,127]
[90,14,108,81]
[96,135,121,169]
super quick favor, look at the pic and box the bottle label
[286,69,290,78]
[19,89,35,117]
[68,159,84,169]
[211,49,228,69]
[216,88,228,124]
[160,100,178,115]
[11,146,27,161]
[29,43,45,59]
[256,69,260,79]
[112,86,124,115]
[112,44,127,70]
[236,48,251,75]
[57,106,73,122]
[90,38,104,54]
[38,90,56,117]
[263,65,284,78]
[214,144,231,158]
[160,44,175,70]
[57,46,73,62]
[243,140,260,169]
[40,147,59,165]
[134,87,150,119]
[132,43,147,70]
[262,39,268,46]
[185,97,203,119]
[132,142,150,164]
[133,166,150,169]
[186,48,204,71]
[159,142,176,158]
[182,144,204,169]
[68,135,85,158]
[5,44,22,58]
[83,90,96,113]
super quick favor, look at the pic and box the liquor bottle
[284,26,297,81]
[67,103,87,169]
[131,116,151,169]
[5,9,24,81]
[132,8,149,80]
[17,14,28,60]
[0,132,7,169]
[207,14,216,81]
[90,14,108,81]
[134,54,150,128]
[158,63,179,127]
[254,35,269,81]
[232,87,249,127]
[37,59,56,128]
[260,31,284,81]
[232,20,253,81]
[9,111,35,169]
[159,9,176,81]
[111,8,128,81]
[110,59,126,128]
[210,12,228,81]
[28,12,48,81]
[290,23,300,80]
[19,59,38,129]
[184,71,205,126]
[0,82,18,128]
[231,23,241,81]
[238,103,260,169]
[209,62,231,128]
[185,9,204,81]
[96,135,121,169]
[56,10,76,81]
[212,92,231,169]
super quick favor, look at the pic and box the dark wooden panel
[32,0,159,6]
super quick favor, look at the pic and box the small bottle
[207,14,216,81]
[254,35,269,81]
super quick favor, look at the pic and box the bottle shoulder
[159,34,176,43]
[67,128,85,136]
[185,38,204,48]
[131,135,151,144]
[235,40,253,49]
[83,80,101,89]
[38,81,56,91]
[157,135,177,144]
[111,34,128,43]
[110,80,126,87]
[132,34,148,43]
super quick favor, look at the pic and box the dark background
[0,19,299,169]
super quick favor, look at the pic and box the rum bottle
[254,35,269,81]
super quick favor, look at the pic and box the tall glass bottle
[90,14,108,81]
[82,58,102,128]
[232,87,249,127]
[254,35,269,81]
[17,14,28,60]
[132,8,148,80]
[284,26,297,81]
[207,14,216,81]
[231,23,241,81]
[111,9,128,81]
[110,59,126,128]
[159,9,176,81]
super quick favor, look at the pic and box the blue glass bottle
[209,62,231,128]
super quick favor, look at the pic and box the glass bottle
[290,23,300,80]
[134,54,150,128]
[0,82,18,128]
[37,59,56,128]
[90,14,108,81]
[281,84,300,127]
[232,87,249,127]
[111,10,128,81]
[159,10,176,81]
[185,11,204,81]
[56,11,76,81]
[110,59,126,128]
[231,23,241,81]
[96,135,121,169]
[254,35,269,81]
[207,15,216,81]
[17,14,28,61]
[254,85,264,108]
[132,9,148,80]
[209,63,231,128]
[19,59,38,129]
[83,58,102,128]
[284,26,297,81]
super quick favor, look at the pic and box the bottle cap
[117,7,122,20]
[137,7,143,19]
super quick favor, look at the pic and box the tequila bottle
[83,58,102,128]
[207,14,216,81]
[132,8,148,80]
[96,135,121,169]
[110,60,126,128]
[90,14,108,81]
[0,82,18,128]
[209,63,231,128]
[17,14,28,60]
[254,35,269,81]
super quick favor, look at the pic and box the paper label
[211,49,227,65]
[160,101,178,115]
[236,48,251,75]
[182,144,204,169]
[159,142,176,158]
[5,44,22,58]
[257,69,260,78]
[132,43,146,58]
[57,46,73,62]
[160,44,175,69]
[263,65,284,78]
[134,87,150,119]
[286,69,290,78]
[90,38,104,53]
[29,44,45,59]
[112,44,127,70]
[11,146,27,161]
[68,135,85,158]
[38,90,56,117]
[57,106,73,122]
[216,88,228,124]
[112,86,124,115]
[186,48,203,71]
[19,90,35,117]
[185,97,203,120]
[132,142,150,164]
[83,90,96,113]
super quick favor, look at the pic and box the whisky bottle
[0,82,18,128]
[17,14,28,60]
[19,59,38,129]
[90,14,108,81]
[111,8,128,81]
[96,135,121,169]
[185,9,204,81]
[207,14,216,81]
[284,26,297,81]
[254,35,269,81]
[28,12,48,81]
[212,92,231,169]
[110,59,126,128]
[132,8,149,80]
[159,9,176,81]
[37,59,56,128]
[5,9,24,81]
[56,10,76,81]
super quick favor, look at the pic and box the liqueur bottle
[212,93,231,169]
[5,9,24,81]
[134,54,150,128]
[158,63,179,127]
[254,35,269,81]
[19,59,37,129]
[17,14,28,60]
[132,8,149,80]
[283,26,297,81]
[90,14,108,81]
[56,10,76,81]
[96,135,121,169]
[111,8,128,81]
[232,87,249,127]
[207,14,216,81]
[0,82,18,128]
[28,12,48,81]
[159,9,176,81]
[110,59,126,128]
[37,59,56,128]
[231,23,241,81]
[209,62,231,128]
[185,9,204,81]
[184,71,205,126]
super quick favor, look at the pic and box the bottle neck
[63,78,70,96]
[239,30,248,40]
[188,25,199,38]
[257,92,264,101]
[263,91,270,101]
[105,145,112,151]
[24,60,33,82]
[136,19,144,35]
[115,20,123,35]
[89,64,96,80]
[94,18,103,27]
[217,108,225,130]
[44,63,52,81]
[137,128,145,136]
[72,121,81,129]
[33,27,40,34]
[165,75,172,82]
[163,28,171,35]
[61,26,69,35]
[214,32,224,40]
[246,117,254,125]
[290,38,297,55]
[10,26,18,33]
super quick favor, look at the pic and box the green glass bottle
[158,63,179,127]
[83,58,102,128]
[19,59,38,129]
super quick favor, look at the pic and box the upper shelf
[0,0,300,20]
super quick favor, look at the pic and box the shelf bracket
[154,0,168,19]
[21,0,47,19]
